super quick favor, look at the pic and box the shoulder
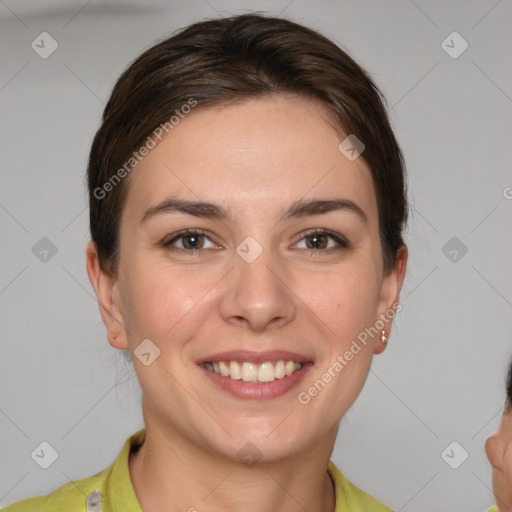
[328,460,393,512]
[1,469,109,511]
[2,428,145,512]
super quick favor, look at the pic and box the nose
[219,246,296,332]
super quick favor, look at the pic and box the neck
[129,403,337,512]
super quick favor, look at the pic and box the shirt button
[85,490,102,512]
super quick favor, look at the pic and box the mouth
[196,350,314,400]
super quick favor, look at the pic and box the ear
[485,434,503,470]
[86,241,129,350]
[374,244,408,355]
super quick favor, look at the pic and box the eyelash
[162,228,350,254]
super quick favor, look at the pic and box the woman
[485,356,512,512]
[4,13,408,511]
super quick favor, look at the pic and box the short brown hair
[506,356,512,413]
[86,13,408,276]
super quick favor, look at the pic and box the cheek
[293,263,380,406]
[297,264,381,337]
[122,258,216,342]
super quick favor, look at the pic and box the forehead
[122,95,378,225]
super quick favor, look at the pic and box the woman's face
[88,95,407,462]
[486,410,512,511]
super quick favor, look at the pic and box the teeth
[203,360,304,383]
[274,360,285,379]
[241,362,258,382]
[229,361,242,380]
[219,361,230,377]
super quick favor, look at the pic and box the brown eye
[181,233,204,250]
[305,233,328,250]
[163,229,216,252]
[296,229,349,252]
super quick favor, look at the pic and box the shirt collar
[105,428,145,511]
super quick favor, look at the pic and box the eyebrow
[140,197,368,225]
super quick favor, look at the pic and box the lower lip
[198,363,314,400]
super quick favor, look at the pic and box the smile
[203,360,304,383]
[199,359,313,400]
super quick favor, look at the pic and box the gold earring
[381,330,387,344]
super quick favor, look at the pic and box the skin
[86,94,407,512]
[486,408,512,511]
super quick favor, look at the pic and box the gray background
[1,1,511,510]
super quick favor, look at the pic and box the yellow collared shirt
[3,429,393,511]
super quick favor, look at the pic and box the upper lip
[196,350,313,365]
